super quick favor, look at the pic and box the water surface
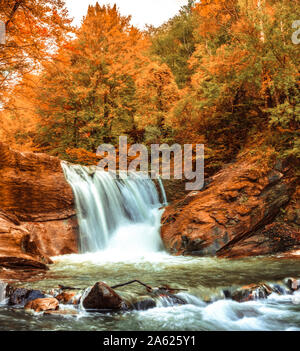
[1,251,300,331]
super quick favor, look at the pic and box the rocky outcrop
[0,143,78,273]
[161,153,298,257]
[217,223,300,258]
[22,219,78,257]
[0,210,51,270]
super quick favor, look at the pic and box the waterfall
[62,162,166,254]
[0,282,7,305]
[157,177,168,206]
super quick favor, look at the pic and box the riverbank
[2,253,300,331]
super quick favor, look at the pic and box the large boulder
[0,143,78,270]
[161,153,298,257]
[82,282,126,311]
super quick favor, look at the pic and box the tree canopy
[0,0,299,169]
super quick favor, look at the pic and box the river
[0,164,300,331]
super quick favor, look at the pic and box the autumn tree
[0,73,41,150]
[34,3,150,159]
[135,62,180,144]
[149,0,196,88]
[166,0,300,172]
[0,0,72,104]
[1,0,298,168]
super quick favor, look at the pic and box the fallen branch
[58,284,81,291]
[58,281,188,297]
[111,280,188,294]
[159,284,188,293]
[111,280,152,291]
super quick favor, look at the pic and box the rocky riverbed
[1,253,300,331]
[2,276,300,316]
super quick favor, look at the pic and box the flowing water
[1,164,300,331]
[61,163,166,253]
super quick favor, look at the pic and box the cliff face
[0,143,74,221]
[161,152,299,258]
[0,143,78,272]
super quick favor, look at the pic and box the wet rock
[225,279,296,303]
[271,284,287,295]
[0,268,47,282]
[132,299,156,311]
[8,287,30,305]
[8,287,45,306]
[283,186,300,226]
[150,288,187,305]
[283,278,300,292]
[161,179,187,203]
[0,256,49,271]
[26,290,46,304]
[231,283,273,303]
[158,294,187,306]
[82,282,127,311]
[181,236,206,252]
[222,289,233,299]
[55,291,78,305]
[25,298,59,312]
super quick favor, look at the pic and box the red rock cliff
[161,151,299,258]
[0,143,78,271]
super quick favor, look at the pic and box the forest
[0,0,300,333]
[0,0,299,177]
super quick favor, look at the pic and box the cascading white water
[0,282,7,305]
[62,162,166,254]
